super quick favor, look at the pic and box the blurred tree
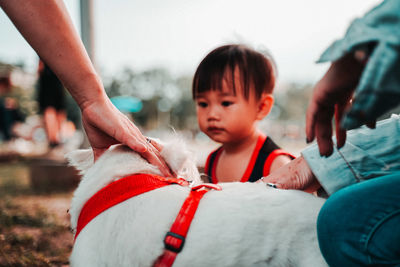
[274,83,313,123]
[104,67,197,130]
[274,82,400,125]
[0,62,36,117]
[8,85,36,118]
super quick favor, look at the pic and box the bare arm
[0,0,172,176]
[1,0,99,108]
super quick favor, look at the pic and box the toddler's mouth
[207,126,224,133]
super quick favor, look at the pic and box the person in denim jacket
[264,1,400,266]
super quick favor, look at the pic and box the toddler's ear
[257,93,274,120]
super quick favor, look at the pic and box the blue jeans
[317,172,400,266]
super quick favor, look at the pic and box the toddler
[193,44,294,183]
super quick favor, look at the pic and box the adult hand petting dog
[260,156,321,193]
[81,98,173,177]
[0,0,173,177]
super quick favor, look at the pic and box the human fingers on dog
[262,175,290,190]
[131,133,172,177]
[81,100,149,161]
[140,143,174,177]
[261,162,296,190]
[118,115,148,153]
[262,156,320,193]
[258,175,283,188]
[145,137,164,151]
[143,138,177,177]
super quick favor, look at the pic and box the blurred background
[0,0,382,265]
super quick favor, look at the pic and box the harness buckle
[164,231,185,253]
[191,183,222,191]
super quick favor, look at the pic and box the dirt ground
[0,194,73,267]
[0,161,74,267]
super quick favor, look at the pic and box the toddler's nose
[207,105,220,120]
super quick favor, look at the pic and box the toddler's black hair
[192,44,276,100]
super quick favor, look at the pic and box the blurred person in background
[263,1,400,266]
[0,72,24,141]
[37,59,67,147]
[0,96,24,141]
[0,0,172,177]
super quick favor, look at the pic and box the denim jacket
[317,0,400,130]
[302,114,400,195]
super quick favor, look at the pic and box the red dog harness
[75,173,221,267]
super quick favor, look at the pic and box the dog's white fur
[67,138,327,267]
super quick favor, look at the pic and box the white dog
[67,138,327,267]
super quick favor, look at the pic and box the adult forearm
[0,0,107,109]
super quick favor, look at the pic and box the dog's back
[68,140,327,267]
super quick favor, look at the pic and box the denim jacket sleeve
[301,114,400,195]
[317,0,400,130]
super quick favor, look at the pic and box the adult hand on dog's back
[81,97,173,177]
[0,0,173,177]
[260,156,321,193]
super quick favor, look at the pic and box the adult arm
[307,0,400,156]
[0,0,172,176]
[264,115,400,195]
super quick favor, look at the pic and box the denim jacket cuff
[301,145,358,196]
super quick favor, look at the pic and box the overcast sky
[0,0,381,84]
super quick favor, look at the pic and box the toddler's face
[195,74,261,144]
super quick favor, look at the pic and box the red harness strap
[74,174,189,241]
[154,184,221,267]
[75,172,221,267]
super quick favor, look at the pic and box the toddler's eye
[197,101,208,108]
[221,101,233,107]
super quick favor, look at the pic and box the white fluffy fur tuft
[65,149,94,175]
[159,136,201,186]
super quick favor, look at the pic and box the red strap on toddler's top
[262,149,296,176]
[74,174,189,241]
